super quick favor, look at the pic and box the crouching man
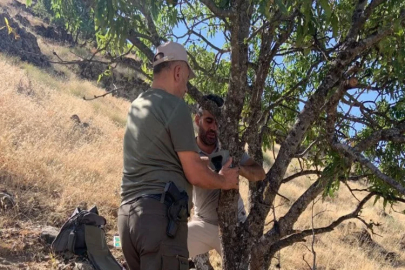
[188,94,266,258]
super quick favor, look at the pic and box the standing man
[188,94,266,258]
[118,42,239,270]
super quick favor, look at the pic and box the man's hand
[178,151,239,190]
[200,156,210,167]
[219,157,239,190]
[239,158,266,182]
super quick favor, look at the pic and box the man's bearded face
[197,110,218,146]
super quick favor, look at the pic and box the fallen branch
[83,85,124,101]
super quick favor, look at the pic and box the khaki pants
[187,209,247,258]
[187,216,221,258]
[118,197,189,270]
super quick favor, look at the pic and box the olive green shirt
[121,88,198,206]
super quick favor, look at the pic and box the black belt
[135,194,173,207]
[130,182,189,238]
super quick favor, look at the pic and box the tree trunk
[217,1,253,269]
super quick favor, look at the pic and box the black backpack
[51,206,122,270]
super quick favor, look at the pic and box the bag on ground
[51,206,122,270]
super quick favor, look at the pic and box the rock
[58,262,75,270]
[14,14,31,27]
[0,191,15,211]
[33,24,74,44]
[74,262,94,270]
[192,253,214,270]
[41,226,59,244]
[0,12,49,67]
[71,114,81,124]
[1,259,11,265]
[11,0,33,14]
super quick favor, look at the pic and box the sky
[172,18,386,136]
[172,20,228,56]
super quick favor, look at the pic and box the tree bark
[217,0,252,269]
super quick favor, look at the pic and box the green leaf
[319,0,332,19]
[383,198,388,209]
[263,0,272,20]
[296,20,304,46]
[275,0,288,14]
[373,195,380,205]
[330,13,339,38]
[26,0,32,7]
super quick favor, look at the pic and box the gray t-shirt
[192,146,250,225]
[121,88,199,206]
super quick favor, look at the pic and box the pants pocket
[161,244,189,270]
[162,254,188,270]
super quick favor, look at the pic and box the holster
[161,182,189,238]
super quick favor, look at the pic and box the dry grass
[269,182,405,270]
[0,55,128,231]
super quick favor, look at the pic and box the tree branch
[200,0,235,18]
[129,30,158,43]
[127,32,155,62]
[346,0,385,41]
[83,85,124,100]
[247,17,398,238]
[294,140,319,158]
[348,174,372,181]
[347,83,381,91]
[131,0,161,47]
[354,122,405,151]
[277,179,326,235]
[332,142,405,196]
[343,92,387,127]
[189,29,229,53]
[282,170,321,184]
[266,192,375,257]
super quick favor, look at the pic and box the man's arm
[178,151,239,190]
[240,158,266,182]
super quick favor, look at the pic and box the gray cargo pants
[118,197,189,270]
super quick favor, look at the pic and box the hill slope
[0,54,128,269]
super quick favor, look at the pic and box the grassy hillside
[0,54,127,219]
[0,55,128,268]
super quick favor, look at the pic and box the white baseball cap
[153,41,196,79]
